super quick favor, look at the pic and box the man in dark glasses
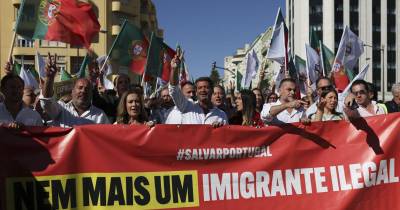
[344,79,387,118]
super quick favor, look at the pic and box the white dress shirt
[40,96,110,128]
[261,100,305,124]
[354,101,387,117]
[165,106,183,124]
[169,85,228,125]
[0,103,43,126]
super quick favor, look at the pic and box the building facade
[287,0,400,100]
[223,27,278,90]
[0,0,163,78]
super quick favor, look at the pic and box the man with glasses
[305,77,342,118]
[261,78,308,124]
[344,80,387,118]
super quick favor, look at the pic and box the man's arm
[342,93,361,119]
[169,52,190,112]
[269,100,306,117]
[40,53,62,120]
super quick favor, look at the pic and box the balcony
[112,25,121,36]
[12,0,21,6]
[112,0,138,15]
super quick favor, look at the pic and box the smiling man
[39,54,109,128]
[168,54,227,126]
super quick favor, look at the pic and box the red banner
[1,113,400,210]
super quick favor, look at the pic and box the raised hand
[344,93,356,108]
[171,54,181,70]
[89,59,100,82]
[317,99,326,112]
[4,57,14,75]
[45,53,58,79]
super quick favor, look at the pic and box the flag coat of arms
[331,26,364,91]
[16,0,100,48]
[109,20,149,76]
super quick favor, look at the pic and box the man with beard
[39,54,109,128]
[261,78,308,124]
[168,54,227,126]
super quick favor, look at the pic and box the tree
[209,68,221,85]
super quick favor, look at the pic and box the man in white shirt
[344,79,387,118]
[165,81,196,124]
[168,55,227,126]
[261,78,308,124]
[0,74,43,126]
[39,54,109,128]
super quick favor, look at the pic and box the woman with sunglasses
[310,88,344,121]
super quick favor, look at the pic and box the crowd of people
[0,53,399,129]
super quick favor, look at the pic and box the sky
[152,0,285,79]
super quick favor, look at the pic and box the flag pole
[9,0,28,64]
[141,32,155,87]
[99,19,128,74]
[319,40,326,77]
[8,30,17,63]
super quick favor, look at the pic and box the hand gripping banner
[1,113,400,210]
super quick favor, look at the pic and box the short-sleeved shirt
[0,103,43,126]
[261,100,305,124]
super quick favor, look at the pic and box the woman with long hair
[266,92,278,103]
[115,89,154,126]
[229,89,264,127]
[310,88,344,121]
[252,88,264,113]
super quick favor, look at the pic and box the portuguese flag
[15,0,100,48]
[144,32,176,82]
[144,32,163,80]
[109,20,149,75]
[161,43,176,82]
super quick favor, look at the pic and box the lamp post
[363,44,385,101]
[212,61,235,74]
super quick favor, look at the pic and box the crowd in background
[0,53,399,129]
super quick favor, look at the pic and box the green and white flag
[60,69,72,82]
[19,66,39,89]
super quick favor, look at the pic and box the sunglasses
[318,85,334,91]
[352,90,367,96]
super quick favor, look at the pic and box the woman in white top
[310,88,344,122]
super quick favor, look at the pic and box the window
[70,56,85,74]
[15,36,34,48]
[40,40,67,48]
